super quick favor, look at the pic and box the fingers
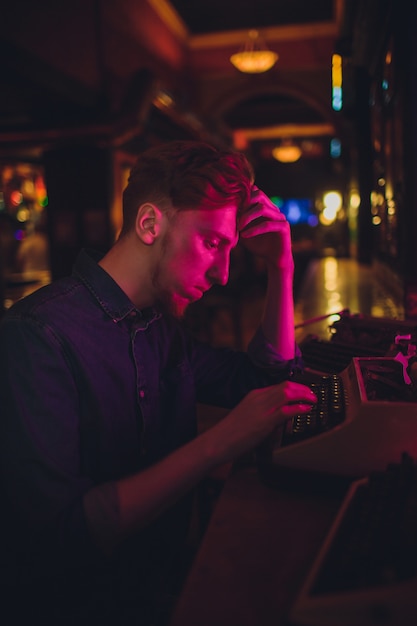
[239,200,284,226]
[250,186,281,213]
[217,382,317,459]
[248,381,317,417]
[238,187,288,234]
[278,381,317,407]
[239,217,290,239]
[279,402,316,419]
[235,382,316,446]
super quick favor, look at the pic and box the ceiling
[159,0,347,148]
[0,0,357,198]
[170,0,336,35]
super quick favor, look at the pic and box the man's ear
[135,203,163,245]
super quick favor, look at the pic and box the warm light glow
[230,30,278,74]
[350,192,360,210]
[323,191,342,212]
[323,257,343,313]
[320,206,338,225]
[332,54,342,87]
[371,191,384,206]
[22,179,35,196]
[35,175,48,206]
[332,54,342,111]
[17,208,30,222]
[230,50,278,73]
[10,191,22,206]
[319,191,343,225]
[233,130,249,150]
[387,199,396,215]
[272,142,302,163]
[153,90,174,109]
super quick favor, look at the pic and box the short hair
[121,140,254,235]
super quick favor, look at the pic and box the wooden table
[170,463,346,626]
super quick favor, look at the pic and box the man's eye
[205,240,219,250]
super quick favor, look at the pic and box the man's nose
[210,254,230,286]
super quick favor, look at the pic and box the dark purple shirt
[0,248,301,618]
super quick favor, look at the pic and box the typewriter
[258,356,417,483]
[289,453,417,626]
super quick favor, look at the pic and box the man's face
[152,205,239,318]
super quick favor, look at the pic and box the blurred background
[0,0,415,340]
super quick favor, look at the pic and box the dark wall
[44,144,114,279]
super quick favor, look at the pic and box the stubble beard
[155,283,189,319]
[151,231,189,319]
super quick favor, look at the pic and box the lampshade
[230,30,278,74]
[272,141,302,163]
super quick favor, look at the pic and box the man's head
[112,141,255,318]
[121,140,254,236]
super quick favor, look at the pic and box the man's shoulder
[3,276,83,322]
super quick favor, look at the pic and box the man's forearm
[84,421,232,554]
[261,264,295,360]
[84,377,316,555]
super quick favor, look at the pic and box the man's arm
[84,380,316,553]
[238,186,295,360]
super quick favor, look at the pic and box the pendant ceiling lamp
[272,140,302,163]
[230,30,278,74]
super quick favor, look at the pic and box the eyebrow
[203,228,239,248]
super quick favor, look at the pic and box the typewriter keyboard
[281,374,346,446]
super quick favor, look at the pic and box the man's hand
[106,380,316,548]
[238,186,293,271]
[211,381,317,461]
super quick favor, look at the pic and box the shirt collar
[72,248,160,324]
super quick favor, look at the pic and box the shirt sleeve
[189,323,304,409]
[247,326,304,375]
[0,315,102,572]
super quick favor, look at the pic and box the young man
[0,141,315,624]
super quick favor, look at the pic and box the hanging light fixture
[230,30,278,74]
[272,140,302,163]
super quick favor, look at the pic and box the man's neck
[99,239,155,310]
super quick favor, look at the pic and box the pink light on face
[151,206,239,318]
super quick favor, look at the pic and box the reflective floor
[294,257,405,343]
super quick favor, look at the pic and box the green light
[270,196,283,208]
